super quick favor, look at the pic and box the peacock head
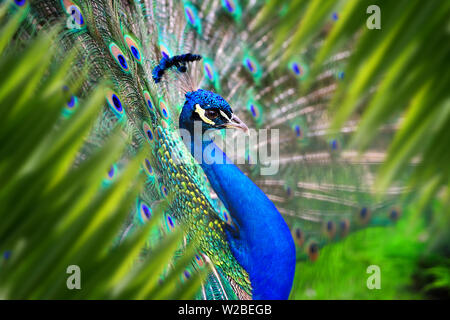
[180,89,248,134]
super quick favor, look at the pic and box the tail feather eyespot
[324,220,336,239]
[61,0,85,30]
[358,207,371,225]
[14,0,27,7]
[143,158,155,178]
[389,207,401,222]
[109,43,130,72]
[105,89,125,118]
[307,242,319,262]
[124,35,142,63]
[292,228,304,247]
[165,213,176,232]
[138,200,152,223]
[62,86,78,117]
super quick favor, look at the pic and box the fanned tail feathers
[7,0,412,299]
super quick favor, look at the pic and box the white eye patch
[220,110,231,122]
[194,104,216,125]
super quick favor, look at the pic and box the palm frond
[0,10,206,299]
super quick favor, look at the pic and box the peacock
[1,0,449,300]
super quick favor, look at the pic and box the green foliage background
[262,0,450,300]
[0,4,205,299]
[291,203,450,299]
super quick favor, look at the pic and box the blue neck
[186,134,296,300]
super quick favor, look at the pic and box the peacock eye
[205,109,219,119]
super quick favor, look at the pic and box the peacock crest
[1,0,447,301]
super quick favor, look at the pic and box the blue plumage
[200,143,296,299]
[178,85,296,299]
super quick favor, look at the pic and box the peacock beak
[221,114,249,134]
